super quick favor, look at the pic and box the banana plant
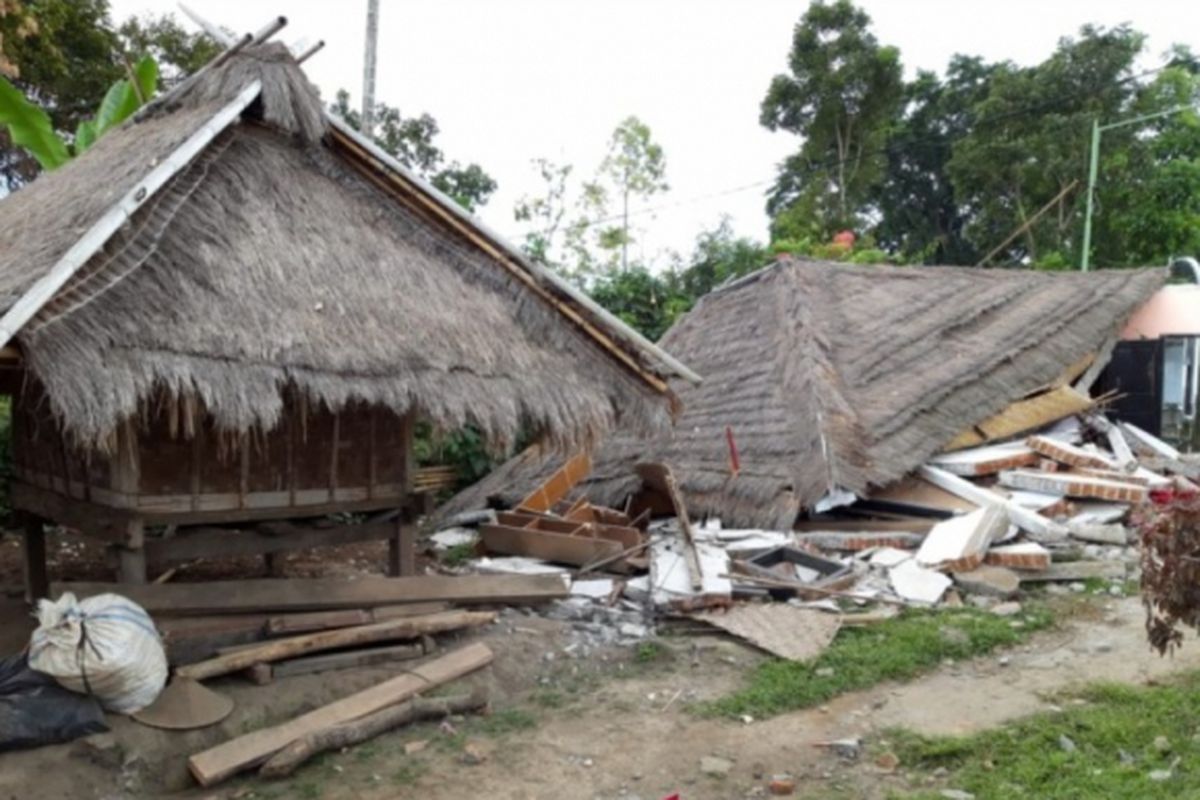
[0,54,159,172]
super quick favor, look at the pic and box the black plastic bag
[0,652,108,751]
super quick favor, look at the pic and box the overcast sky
[109,0,1200,264]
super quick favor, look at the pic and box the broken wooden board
[1026,435,1116,470]
[868,476,979,513]
[177,611,496,680]
[188,642,494,786]
[55,575,569,616]
[944,385,1093,451]
[517,452,592,513]
[478,522,630,571]
[915,506,1008,572]
[690,604,841,661]
[927,442,1041,477]
[985,542,1051,571]
[636,462,703,591]
[918,465,1069,542]
[1015,560,1125,583]
[998,470,1148,504]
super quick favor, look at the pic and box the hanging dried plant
[1140,486,1200,655]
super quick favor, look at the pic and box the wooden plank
[478,522,630,571]
[188,642,494,786]
[265,603,451,635]
[944,386,1093,451]
[636,462,703,591]
[54,574,569,615]
[143,519,398,564]
[794,516,937,533]
[177,610,495,680]
[517,452,591,513]
[270,642,425,679]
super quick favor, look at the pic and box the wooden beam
[188,642,494,786]
[20,515,47,602]
[177,610,495,680]
[54,573,569,615]
[635,463,703,590]
[142,519,399,564]
[918,465,1069,542]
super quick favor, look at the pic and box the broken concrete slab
[952,565,1020,598]
[869,547,913,569]
[1069,502,1130,526]
[919,466,1069,542]
[1121,422,1181,460]
[998,470,1148,503]
[794,531,925,551]
[985,542,1051,571]
[1067,524,1129,546]
[928,442,1040,476]
[1026,435,1117,470]
[915,506,1009,572]
[889,558,952,605]
[1015,560,1125,583]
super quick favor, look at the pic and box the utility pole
[361,0,380,137]
[1080,105,1191,271]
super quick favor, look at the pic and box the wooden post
[115,518,147,584]
[387,513,415,577]
[20,514,48,603]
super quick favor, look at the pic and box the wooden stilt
[116,545,148,585]
[20,514,48,603]
[387,514,415,577]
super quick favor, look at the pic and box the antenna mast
[361,0,380,136]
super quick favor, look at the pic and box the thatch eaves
[0,43,692,450]
[447,258,1168,528]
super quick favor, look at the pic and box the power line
[573,57,1195,230]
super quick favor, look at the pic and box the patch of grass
[439,542,476,567]
[531,689,565,708]
[390,761,426,784]
[701,606,1053,719]
[635,640,668,663]
[475,707,537,735]
[888,673,1200,799]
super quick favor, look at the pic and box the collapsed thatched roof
[0,43,688,448]
[448,257,1167,528]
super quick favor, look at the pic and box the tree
[598,115,668,269]
[761,0,902,238]
[678,216,768,300]
[331,89,496,212]
[872,56,997,264]
[513,157,572,266]
[116,14,221,84]
[948,25,1145,265]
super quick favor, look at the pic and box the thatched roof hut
[448,257,1167,528]
[0,42,692,451]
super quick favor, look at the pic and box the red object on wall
[726,426,740,476]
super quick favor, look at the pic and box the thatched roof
[0,44,690,448]
[447,258,1167,528]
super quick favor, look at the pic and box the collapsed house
[448,257,1167,529]
[0,39,695,596]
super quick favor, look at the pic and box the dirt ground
[2,528,1199,800]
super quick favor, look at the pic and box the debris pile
[444,407,1198,662]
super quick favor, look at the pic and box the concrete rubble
[446,406,1192,663]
